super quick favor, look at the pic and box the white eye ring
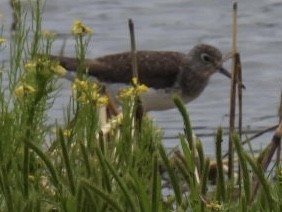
[200,53,212,63]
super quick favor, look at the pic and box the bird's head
[187,44,231,79]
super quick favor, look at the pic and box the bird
[50,44,234,111]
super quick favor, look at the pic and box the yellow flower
[0,37,6,44]
[72,79,89,91]
[39,175,56,196]
[42,30,56,39]
[15,84,36,98]
[71,20,93,36]
[136,84,148,94]
[132,77,138,86]
[24,61,37,72]
[71,79,108,105]
[28,175,35,181]
[51,64,66,76]
[77,94,89,104]
[206,202,223,211]
[89,87,108,105]
[25,58,65,77]
[97,95,109,106]
[119,87,134,98]
[91,83,98,90]
[119,78,148,99]
[72,80,108,106]
[90,90,98,100]
[63,129,71,137]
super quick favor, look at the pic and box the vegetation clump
[0,0,281,211]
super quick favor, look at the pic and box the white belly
[105,83,191,112]
[140,89,181,111]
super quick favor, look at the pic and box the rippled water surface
[1,0,282,155]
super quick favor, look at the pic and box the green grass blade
[79,140,91,177]
[196,139,205,176]
[58,128,76,195]
[95,147,112,192]
[215,127,226,201]
[129,172,150,212]
[24,139,60,189]
[151,154,161,212]
[200,158,210,212]
[80,179,123,212]
[201,158,210,196]
[233,133,250,203]
[104,159,138,212]
[179,134,195,176]
[173,96,193,150]
[158,144,182,205]
[244,152,274,209]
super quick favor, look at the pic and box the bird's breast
[180,72,210,102]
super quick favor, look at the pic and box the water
[1,0,282,155]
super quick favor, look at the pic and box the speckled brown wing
[88,51,185,89]
[50,51,186,89]
[49,55,81,71]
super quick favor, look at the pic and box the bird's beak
[219,67,231,79]
[218,67,245,89]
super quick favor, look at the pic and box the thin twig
[228,1,238,180]
[128,19,138,80]
[128,19,143,130]
[59,38,67,57]
[250,122,282,201]
[275,91,282,168]
[10,0,19,31]
[236,53,243,192]
[241,125,278,145]
[237,53,243,141]
[222,124,278,159]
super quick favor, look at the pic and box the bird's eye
[200,53,212,63]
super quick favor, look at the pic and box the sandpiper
[51,44,233,111]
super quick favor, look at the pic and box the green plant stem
[58,128,76,195]
[79,140,91,177]
[245,152,274,208]
[215,128,226,202]
[24,139,60,189]
[151,154,160,212]
[104,159,138,212]
[233,133,250,203]
[80,179,124,212]
[159,144,182,205]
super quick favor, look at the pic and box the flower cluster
[119,77,148,99]
[0,37,6,50]
[71,20,93,36]
[15,58,66,99]
[63,129,72,138]
[206,202,223,211]
[24,58,66,76]
[15,84,36,98]
[42,30,56,40]
[72,79,108,106]
[0,37,6,44]
[29,175,55,197]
